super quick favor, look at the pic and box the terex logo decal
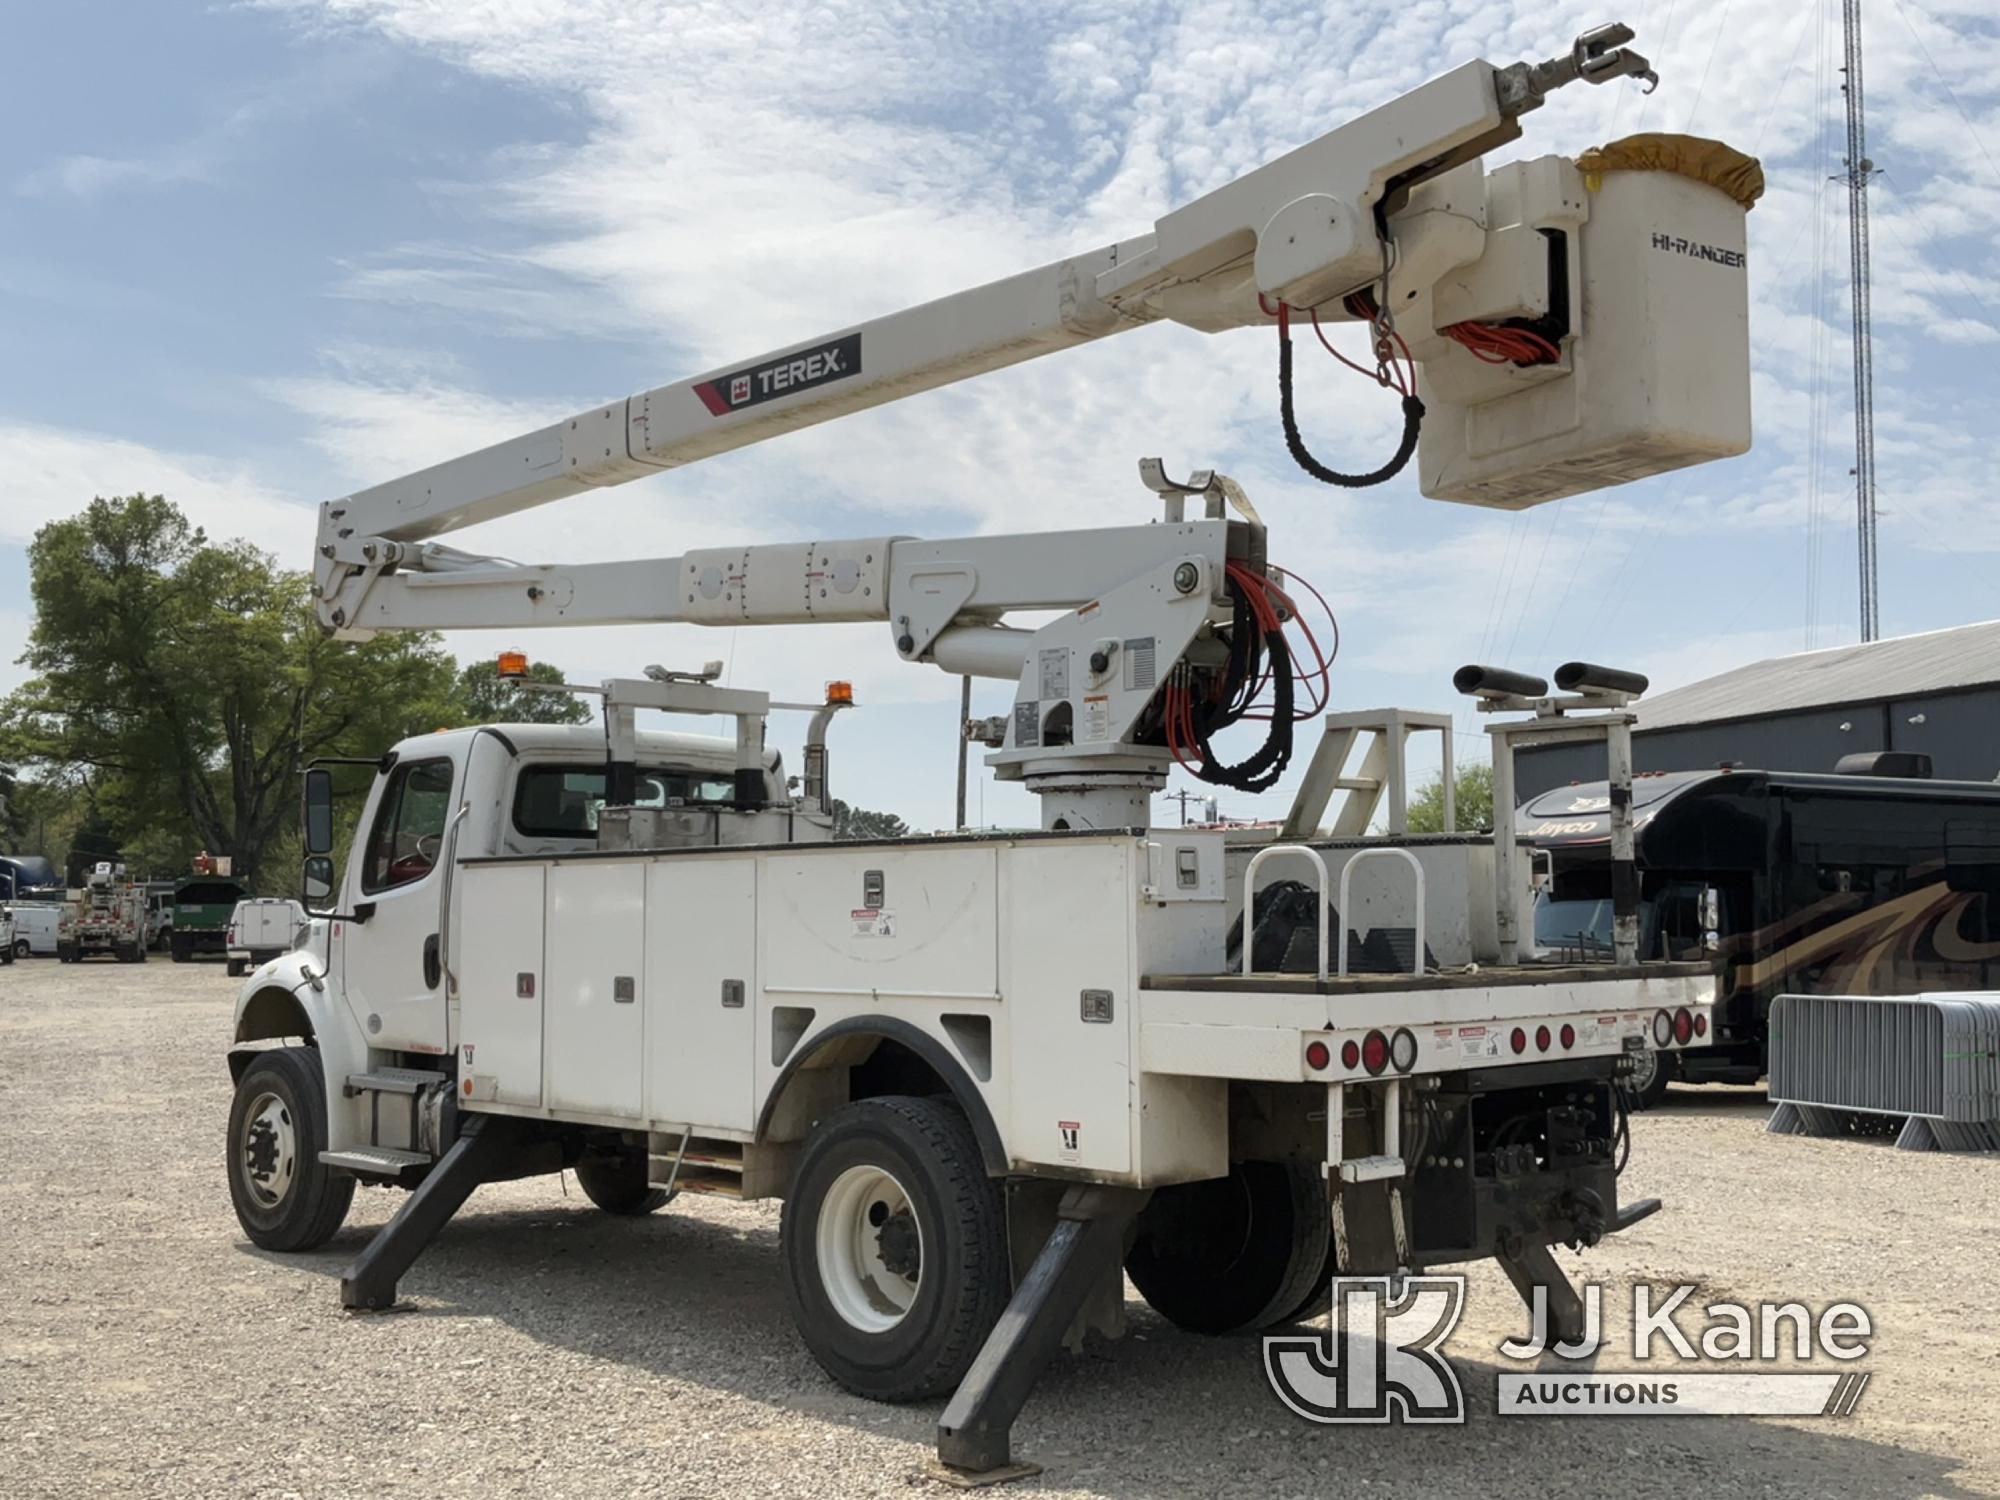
[694,333,862,416]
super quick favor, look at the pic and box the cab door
[336,753,459,1056]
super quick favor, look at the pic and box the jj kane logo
[1266,1276,1874,1424]
[694,333,862,416]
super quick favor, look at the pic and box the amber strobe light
[826,680,855,705]
[497,650,530,679]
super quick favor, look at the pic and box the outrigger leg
[340,1113,532,1310]
[934,1184,1149,1484]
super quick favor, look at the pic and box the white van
[9,903,61,957]
[225,898,307,976]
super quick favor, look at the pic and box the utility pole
[1841,0,1881,641]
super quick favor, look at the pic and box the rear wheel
[1,943,11,965]
[573,1151,669,1215]
[226,1047,354,1251]
[781,1096,1008,1402]
[170,936,189,963]
[11,940,26,959]
[226,958,247,978]
[1126,1159,1331,1334]
[1623,1049,1673,1110]
[57,944,77,964]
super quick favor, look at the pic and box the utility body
[226,898,309,977]
[223,26,1757,1479]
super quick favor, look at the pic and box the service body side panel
[545,861,646,1118]
[1002,841,1136,1177]
[457,863,547,1106]
[645,858,758,1131]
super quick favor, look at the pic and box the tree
[455,659,592,724]
[0,495,463,888]
[830,798,911,841]
[1406,762,1495,834]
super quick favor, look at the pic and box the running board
[322,1145,429,1177]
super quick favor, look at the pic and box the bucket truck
[224,25,1758,1478]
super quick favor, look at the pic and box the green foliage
[830,797,912,841]
[455,658,592,725]
[1406,762,1496,834]
[0,494,463,887]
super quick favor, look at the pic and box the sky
[4,0,1998,832]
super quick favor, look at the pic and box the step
[1338,1153,1407,1184]
[322,1146,431,1175]
[345,1068,447,1097]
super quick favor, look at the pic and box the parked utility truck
[58,862,148,963]
[224,25,1757,1479]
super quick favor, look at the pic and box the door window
[361,758,455,894]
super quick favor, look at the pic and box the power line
[1886,0,2000,190]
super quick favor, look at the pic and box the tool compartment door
[645,857,757,1131]
[545,860,646,1118]
[457,863,547,1106]
[760,846,998,999]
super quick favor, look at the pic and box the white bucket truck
[224,25,1755,1478]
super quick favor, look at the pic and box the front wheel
[0,943,12,965]
[781,1096,1009,1402]
[226,958,247,978]
[226,1047,354,1251]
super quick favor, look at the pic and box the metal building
[1516,619,2000,802]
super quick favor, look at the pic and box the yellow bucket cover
[1575,133,1765,210]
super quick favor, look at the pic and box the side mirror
[303,855,336,908]
[304,769,335,856]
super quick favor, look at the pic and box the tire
[781,1096,1008,1402]
[1126,1159,1331,1335]
[57,944,76,964]
[170,936,189,963]
[11,940,26,959]
[1623,1048,1674,1111]
[574,1151,669,1215]
[1,944,12,965]
[226,958,247,978]
[226,1047,355,1252]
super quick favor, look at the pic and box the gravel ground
[2,958,1995,1499]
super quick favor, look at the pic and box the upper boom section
[322,31,1655,550]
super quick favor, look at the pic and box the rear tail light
[1340,1039,1361,1070]
[1534,1024,1551,1053]
[1652,1010,1673,1046]
[1361,1030,1389,1075]
[1673,1007,1695,1045]
[1693,1012,1709,1038]
[1509,1026,1528,1055]
[1305,1040,1331,1071]
[1559,1023,1576,1050]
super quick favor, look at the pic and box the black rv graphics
[1519,768,2000,1105]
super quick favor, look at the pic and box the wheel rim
[1627,1048,1660,1094]
[240,1091,299,1210]
[815,1164,923,1333]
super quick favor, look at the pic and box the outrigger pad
[338,1113,532,1311]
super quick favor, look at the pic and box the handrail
[1336,846,1426,977]
[1242,844,1333,980]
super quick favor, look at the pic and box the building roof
[1638,618,2000,732]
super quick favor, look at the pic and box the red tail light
[1361,1030,1389,1075]
[1693,1012,1709,1038]
[1535,1024,1551,1053]
[1673,1007,1695,1045]
[1559,1023,1576,1050]
[1340,1039,1361,1070]
[1509,1026,1528,1055]
[1305,1041,1331,1071]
